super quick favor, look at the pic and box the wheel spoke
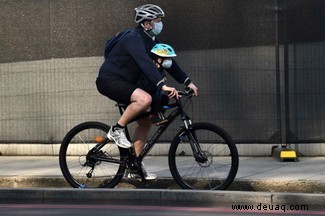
[169,123,238,190]
[59,122,126,188]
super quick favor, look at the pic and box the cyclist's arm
[165,60,192,86]
[123,34,165,89]
[165,60,198,96]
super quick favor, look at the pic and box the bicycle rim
[169,123,238,190]
[59,122,126,188]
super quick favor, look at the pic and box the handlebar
[178,87,194,98]
[163,87,194,100]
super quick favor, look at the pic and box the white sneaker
[125,162,157,180]
[141,162,157,180]
[107,127,131,148]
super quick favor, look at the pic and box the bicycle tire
[59,121,126,188]
[168,122,238,190]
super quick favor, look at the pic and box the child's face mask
[162,59,172,68]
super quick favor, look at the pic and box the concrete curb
[1,177,325,193]
[0,188,324,208]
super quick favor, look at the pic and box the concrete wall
[0,0,324,155]
[1,0,324,63]
[0,46,279,143]
[1,45,325,156]
[0,57,115,143]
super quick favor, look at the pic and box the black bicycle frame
[87,102,180,165]
[89,95,203,166]
[118,101,182,162]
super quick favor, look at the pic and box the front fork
[181,119,208,163]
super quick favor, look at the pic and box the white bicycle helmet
[134,4,165,23]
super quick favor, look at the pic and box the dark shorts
[96,76,137,105]
[96,76,169,113]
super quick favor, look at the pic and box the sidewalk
[1,156,325,208]
[0,156,324,193]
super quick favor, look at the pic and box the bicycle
[59,88,239,190]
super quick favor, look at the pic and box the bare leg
[133,116,152,156]
[133,116,157,180]
[117,88,152,126]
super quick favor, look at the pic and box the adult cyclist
[96,4,198,180]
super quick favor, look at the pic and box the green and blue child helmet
[151,43,176,69]
[151,43,177,57]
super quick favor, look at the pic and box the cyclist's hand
[187,82,198,96]
[162,85,179,99]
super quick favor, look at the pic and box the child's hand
[162,85,179,99]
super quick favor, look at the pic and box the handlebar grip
[185,87,194,96]
[177,87,194,97]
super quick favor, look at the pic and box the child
[150,43,178,125]
[136,43,177,125]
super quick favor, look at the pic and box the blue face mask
[151,21,163,35]
[162,59,172,69]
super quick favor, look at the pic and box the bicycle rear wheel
[168,122,238,190]
[59,121,126,188]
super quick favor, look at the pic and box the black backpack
[104,29,135,60]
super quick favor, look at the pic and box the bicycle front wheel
[168,122,238,190]
[59,121,126,188]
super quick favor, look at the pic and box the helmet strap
[141,22,156,39]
